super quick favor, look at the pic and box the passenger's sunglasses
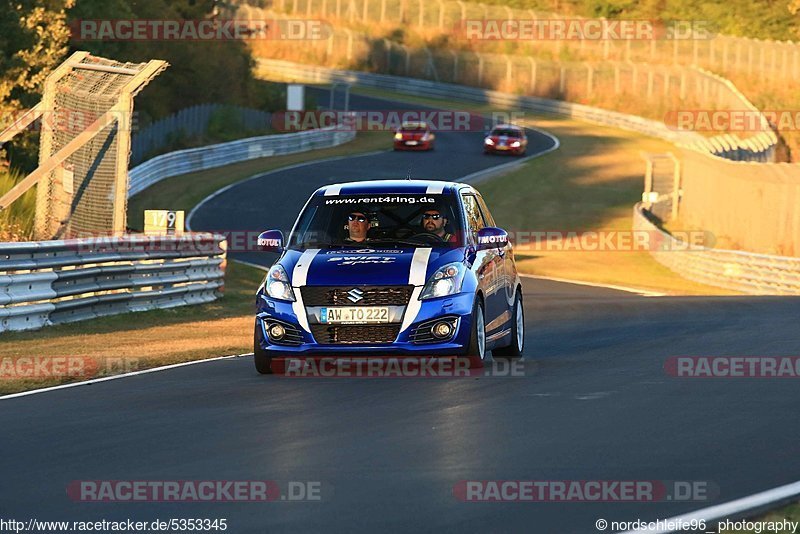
[348,214,368,222]
[422,213,443,220]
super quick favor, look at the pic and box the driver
[344,211,370,243]
[421,207,457,243]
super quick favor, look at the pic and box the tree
[1,0,74,169]
[0,0,74,110]
[67,0,275,123]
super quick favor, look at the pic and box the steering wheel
[411,232,445,243]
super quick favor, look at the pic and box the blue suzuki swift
[253,179,524,373]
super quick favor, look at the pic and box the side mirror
[257,230,284,252]
[476,227,508,251]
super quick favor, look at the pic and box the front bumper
[394,140,432,150]
[485,145,525,155]
[256,290,474,355]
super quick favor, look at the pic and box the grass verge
[0,260,259,395]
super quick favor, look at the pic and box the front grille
[301,286,413,306]
[310,324,401,344]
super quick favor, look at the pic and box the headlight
[510,141,521,147]
[394,132,403,140]
[484,138,495,145]
[263,264,295,302]
[420,262,466,300]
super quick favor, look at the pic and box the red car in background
[393,121,435,151]
[484,124,527,156]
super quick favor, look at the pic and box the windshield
[399,123,428,132]
[288,193,464,249]
[490,128,522,137]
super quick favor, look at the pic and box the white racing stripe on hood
[400,248,432,332]
[291,248,320,332]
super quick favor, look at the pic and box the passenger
[344,211,370,243]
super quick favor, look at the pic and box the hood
[280,247,464,287]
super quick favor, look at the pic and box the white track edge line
[0,352,254,401]
[232,259,270,271]
[620,480,800,533]
[519,273,666,297]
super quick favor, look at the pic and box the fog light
[432,321,453,339]
[268,323,286,340]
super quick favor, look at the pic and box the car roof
[399,121,428,129]
[491,123,523,131]
[315,180,473,197]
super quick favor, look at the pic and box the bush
[0,166,36,241]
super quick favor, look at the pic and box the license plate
[497,145,508,150]
[405,140,418,145]
[321,307,390,324]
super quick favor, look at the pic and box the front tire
[254,323,273,374]
[464,297,487,368]
[493,291,524,359]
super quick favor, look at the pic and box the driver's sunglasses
[348,214,368,222]
[422,213,442,220]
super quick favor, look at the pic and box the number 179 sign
[144,210,184,235]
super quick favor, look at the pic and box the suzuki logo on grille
[347,288,364,303]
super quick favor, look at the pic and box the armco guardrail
[632,204,800,295]
[128,126,356,197]
[0,233,226,332]
[256,59,775,162]
[131,104,272,166]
